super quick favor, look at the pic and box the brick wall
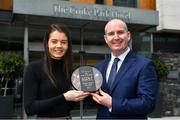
[156,53,180,116]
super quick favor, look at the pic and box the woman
[24,24,89,118]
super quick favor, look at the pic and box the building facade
[0,0,180,118]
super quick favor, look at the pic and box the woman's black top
[24,59,74,118]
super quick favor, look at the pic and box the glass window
[132,32,152,57]
[113,0,137,8]
[96,0,104,4]
[154,33,180,53]
[29,51,44,62]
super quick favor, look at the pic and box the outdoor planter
[0,52,24,119]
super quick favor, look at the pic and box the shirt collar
[111,47,130,62]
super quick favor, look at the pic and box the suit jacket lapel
[100,59,109,91]
[110,51,136,93]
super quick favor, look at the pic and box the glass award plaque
[71,66,103,92]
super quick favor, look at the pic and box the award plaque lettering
[71,66,103,92]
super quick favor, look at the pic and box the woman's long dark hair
[43,24,73,88]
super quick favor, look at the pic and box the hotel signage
[53,3,131,22]
[13,0,158,25]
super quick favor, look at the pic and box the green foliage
[153,56,169,79]
[0,52,24,79]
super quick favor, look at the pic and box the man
[91,19,158,119]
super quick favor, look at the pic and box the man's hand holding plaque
[71,66,103,92]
